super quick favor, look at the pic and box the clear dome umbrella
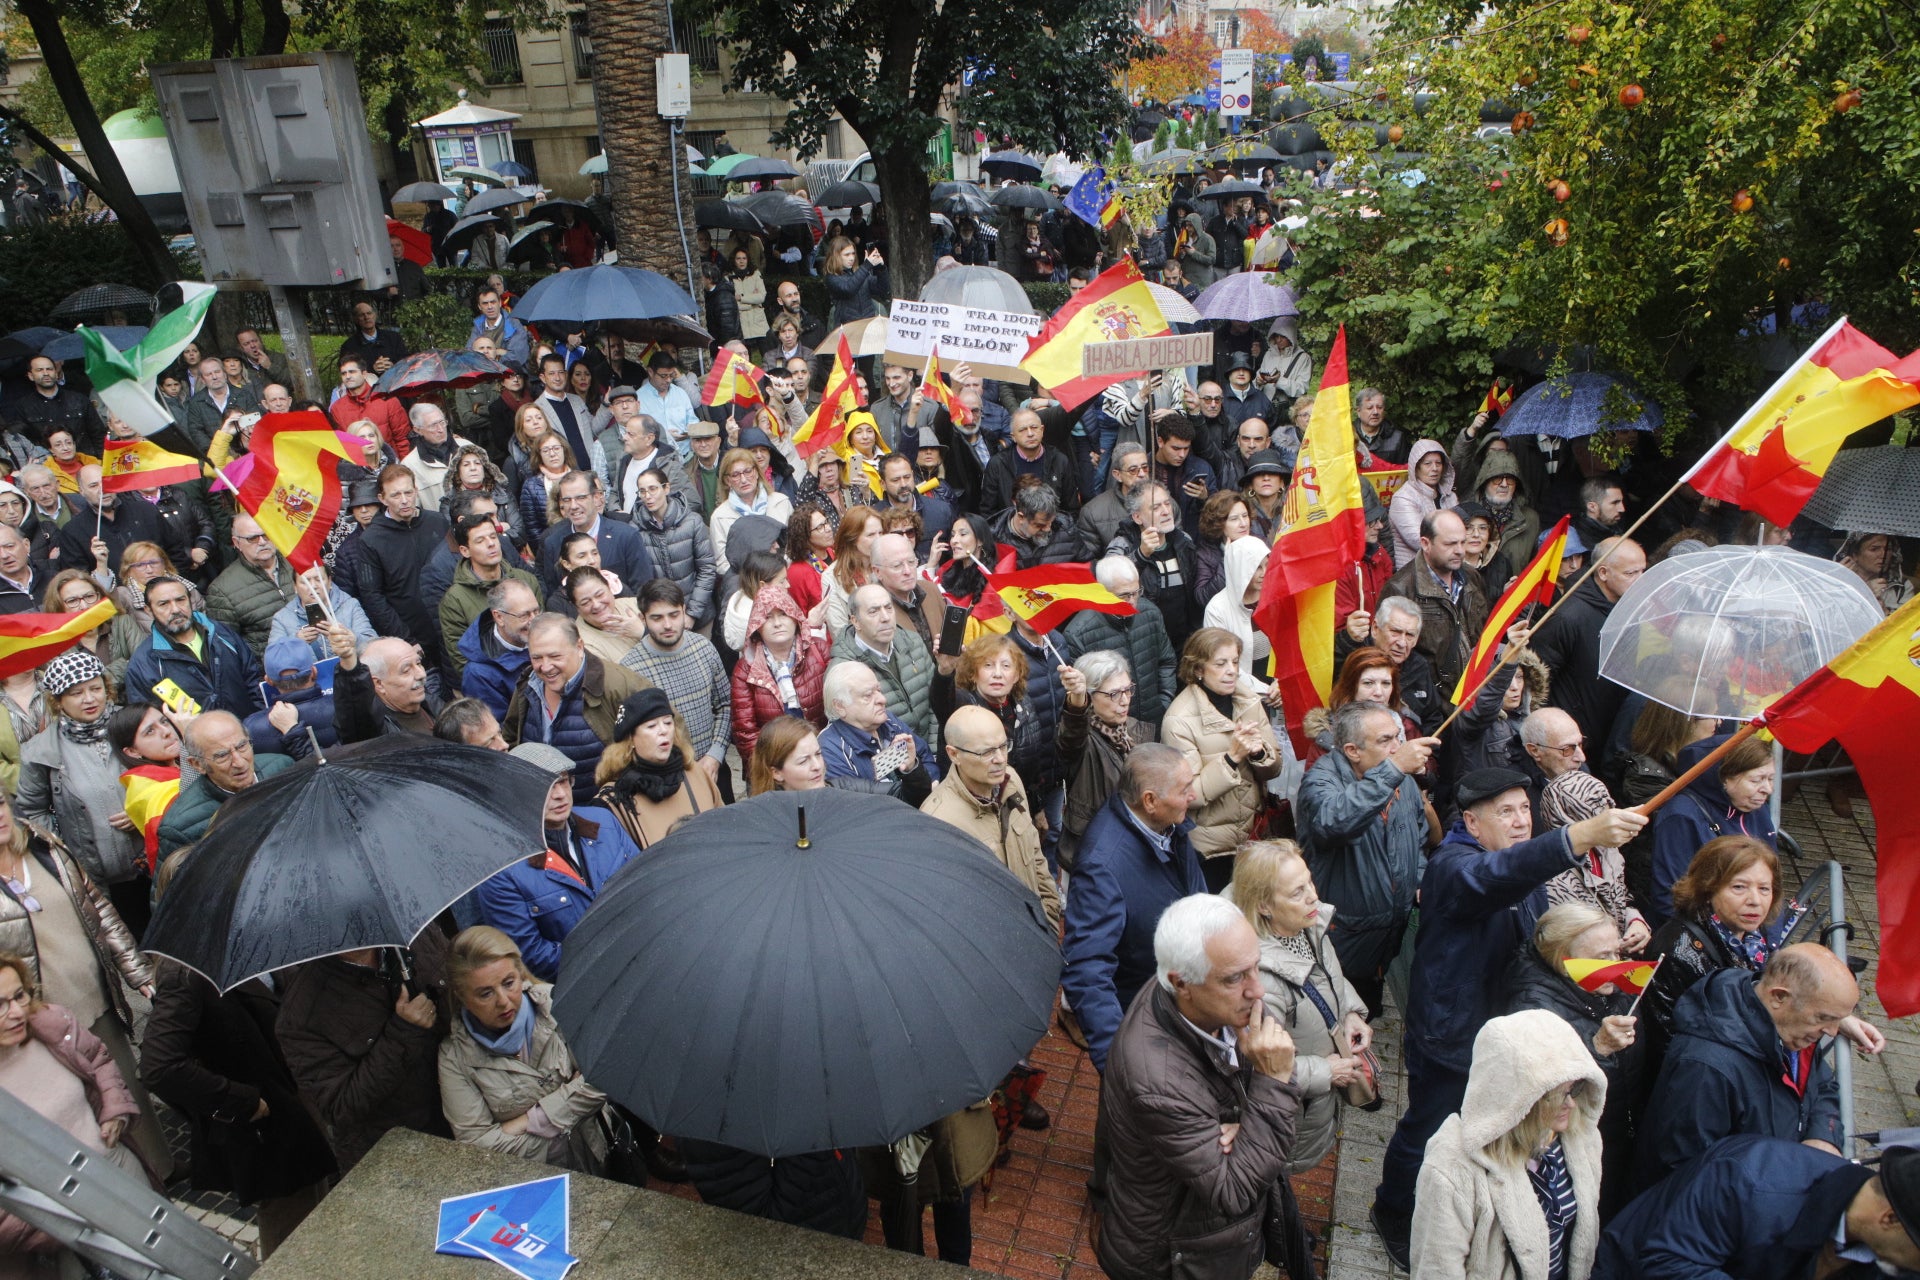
[1598,544,1884,722]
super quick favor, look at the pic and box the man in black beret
[1369,766,1647,1266]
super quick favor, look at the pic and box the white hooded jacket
[1202,534,1272,691]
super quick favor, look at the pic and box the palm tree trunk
[586,0,694,296]
[14,0,179,286]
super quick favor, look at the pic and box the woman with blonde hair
[593,689,724,848]
[820,505,881,632]
[1229,840,1371,1173]
[822,235,887,327]
[1410,1009,1606,1280]
[439,925,609,1171]
[709,447,794,572]
[520,430,578,539]
[1160,627,1282,889]
[42,570,111,662]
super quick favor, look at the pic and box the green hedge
[0,220,199,334]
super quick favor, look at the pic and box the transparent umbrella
[1597,544,1884,722]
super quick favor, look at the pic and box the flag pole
[1630,721,1764,817]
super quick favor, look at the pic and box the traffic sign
[1220,49,1255,117]
[1080,332,1216,378]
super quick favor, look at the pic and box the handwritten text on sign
[885,300,1044,374]
[1080,332,1216,379]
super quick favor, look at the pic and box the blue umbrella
[493,160,535,180]
[0,326,66,363]
[40,327,148,363]
[514,263,698,326]
[1497,372,1663,440]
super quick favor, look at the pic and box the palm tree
[584,0,694,294]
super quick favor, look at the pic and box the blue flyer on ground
[455,1209,579,1280]
[435,1173,570,1263]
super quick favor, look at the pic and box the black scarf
[614,747,687,803]
[410,433,454,465]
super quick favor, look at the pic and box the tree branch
[0,104,103,200]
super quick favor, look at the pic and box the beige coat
[438,984,609,1171]
[1410,1010,1607,1280]
[596,768,725,849]
[1160,684,1282,857]
[1251,903,1368,1173]
[920,768,1062,934]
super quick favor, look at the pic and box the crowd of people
[0,178,1913,1280]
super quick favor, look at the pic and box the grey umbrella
[989,184,1056,212]
[553,789,1059,1156]
[49,284,155,322]
[464,186,532,217]
[919,265,1036,314]
[1498,372,1662,440]
[391,181,457,204]
[724,157,802,183]
[933,182,993,218]
[1802,446,1920,537]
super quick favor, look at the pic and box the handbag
[599,1106,650,1187]
[1262,1171,1320,1278]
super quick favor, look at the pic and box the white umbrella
[821,316,889,360]
[1146,282,1200,325]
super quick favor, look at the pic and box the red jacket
[729,584,828,760]
[331,384,412,459]
[1333,542,1395,625]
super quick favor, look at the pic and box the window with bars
[672,17,721,72]
[569,12,593,79]
[482,19,522,84]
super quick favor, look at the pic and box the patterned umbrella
[48,284,155,322]
[1497,372,1661,440]
[1146,283,1201,325]
[1801,446,1920,537]
[374,349,513,396]
[1194,271,1299,322]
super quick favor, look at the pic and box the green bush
[396,293,475,352]
[0,219,199,333]
[1024,282,1071,314]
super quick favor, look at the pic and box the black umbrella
[989,184,1056,212]
[933,182,992,218]
[600,315,715,348]
[980,150,1043,181]
[813,179,880,207]
[0,327,65,365]
[48,284,155,322]
[1802,446,1920,537]
[1196,178,1268,202]
[723,157,801,183]
[465,187,532,217]
[442,214,501,254]
[553,789,1060,1157]
[392,181,457,204]
[142,737,559,991]
[528,198,591,223]
[738,191,823,234]
[694,199,767,235]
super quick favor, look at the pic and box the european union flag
[1065,168,1121,230]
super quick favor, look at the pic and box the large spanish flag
[234,411,370,572]
[1253,326,1368,752]
[1683,318,1920,527]
[793,334,866,458]
[1451,516,1569,705]
[986,564,1135,635]
[101,438,202,493]
[1763,594,1920,1016]
[1019,258,1169,410]
[0,600,117,680]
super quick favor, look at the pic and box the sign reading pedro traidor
[1081,332,1216,379]
[885,299,1043,384]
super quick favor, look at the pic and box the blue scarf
[463,993,538,1058]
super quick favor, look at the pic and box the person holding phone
[822,236,888,327]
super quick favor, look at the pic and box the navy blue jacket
[1637,966,1842,1183]
[472,806,642,980]
[1405,820,1578,1074]
[538,513,656,594]
[458,614,529,720]
[816,715,939,783]
[1060,792,1205,1071]
[124,613,264,716]
[1647,733,1778,925]
[242,684,338,760]
[1597,1135,1876,1280]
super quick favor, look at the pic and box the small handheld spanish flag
[1451,516,1569,706]
[700,348,765,412]
[920,345,971,426]
[120,763,181,874]
[1482,381,1513,418]
[101,438,202,493]
[794,334,866,458]
[987,564,1135,635]
[1562,958,1655,995]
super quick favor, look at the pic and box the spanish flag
[700,348,765,412]
[1683,318,1920,527]
[1252,327,1369,752]
[101,438,202,493]
[921,345,971,427]
[234,412,370,572]
[986,564,1134,635]
[0,600,117,680]
[1451,516,1569,705]
[1482,381,1513,418]
[1563,957,1655,995]
[1019,258,1169,410]
[1764,594,1920,1016]
[120,763,181,874]
[793,334,866,458]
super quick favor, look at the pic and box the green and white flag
[80,281,217,439]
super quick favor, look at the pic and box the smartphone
[305,602,327,627]
[152,678,202,718]
[940,603,970,658]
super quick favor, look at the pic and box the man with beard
[124,574,263,714]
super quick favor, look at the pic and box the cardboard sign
[1081,332,1215,379]
[884,299,1043,385]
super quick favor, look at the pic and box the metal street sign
[1220,49,1255,117]
[1080,332,1215,378]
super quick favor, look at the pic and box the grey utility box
[150,52,397,290]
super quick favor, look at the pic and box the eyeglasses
[1112,588,1141,602]
[1198,394,1224,403]
[0,987,31,1008]
[951,742,1010,759]
[1094,685,1135,700]
[495,606,540,623]
[1546,739,1585,757]
[235,532,271,545]
[60,594,100,609]
[726,467,758,480]
[202,741,253,764]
